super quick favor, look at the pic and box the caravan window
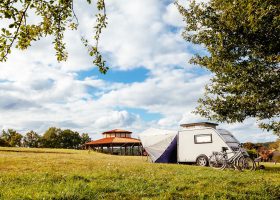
[194,134,212,144]
[221,134,238,143]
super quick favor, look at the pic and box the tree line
[0,127,91,149]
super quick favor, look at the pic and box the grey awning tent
[139,128,178,163]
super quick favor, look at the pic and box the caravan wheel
[196,155,209,167]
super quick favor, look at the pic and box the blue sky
[117,107,162,122]
[78,67,149,83]
[0,0,277,142]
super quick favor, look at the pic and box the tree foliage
[268,139,280,151]
[1,129,23,147]
[177,0,280,135]
[23,130,41,147]
[0,127,91,148]
[41,127,90,149]
[0,137,9,147]
[57,129,81,149]
[80,133,91,144]
[242,142,255,150]
[41,127,62,148]
[0,0,108,73]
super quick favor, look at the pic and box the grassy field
[0,147,280,200]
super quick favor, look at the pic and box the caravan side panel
[177,128,230,162]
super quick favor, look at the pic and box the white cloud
[99,0,196,70]
[163,3,185,27]
[93,110,140,130]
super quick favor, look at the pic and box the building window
[194,134,212,144]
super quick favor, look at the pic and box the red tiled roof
[102,129,132,134]
[86,137,140,145]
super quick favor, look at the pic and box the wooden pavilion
[85,129,142,156]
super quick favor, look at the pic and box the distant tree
[80,133,91,144]
[177,0,280,135]
[41,127,62,148]
[1,130,11,146]
[246,149,258,159]
[269,140,280,151]
[10,132,23,147]
[0,138,9,147]
[256,142,274,149]
[243,142,255,150]
[41,127,88,149]
[57,129,81,149]
[1,129,23,147]
[23,130,41,148]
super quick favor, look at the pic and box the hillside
[0,147,280,199]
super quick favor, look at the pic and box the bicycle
[209,146,256,171]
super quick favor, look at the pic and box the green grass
[0,147,280,200]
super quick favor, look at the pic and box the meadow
[0,147,280,200]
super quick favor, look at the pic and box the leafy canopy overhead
[177,0,280,135]
[0,0,108,73]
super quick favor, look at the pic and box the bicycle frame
[210,146,256,171]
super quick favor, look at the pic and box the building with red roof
[85,129,142,156]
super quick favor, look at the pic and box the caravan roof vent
[180,122,218,129]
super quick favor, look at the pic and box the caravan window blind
[194,134,212,144]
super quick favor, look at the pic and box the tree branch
[1,2,31,62]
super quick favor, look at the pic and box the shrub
[247,149,258,159]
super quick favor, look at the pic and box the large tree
[0,0,108,73]
[177,0,280,135]
[41,127,62,148]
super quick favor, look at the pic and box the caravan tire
[196,155,209,167]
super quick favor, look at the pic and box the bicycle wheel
[209,153,225,170]
[238,156,256,171]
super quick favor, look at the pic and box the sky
[0,0,277,142]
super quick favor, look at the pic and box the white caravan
[177,122,240,166]
[139,122,240,166]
